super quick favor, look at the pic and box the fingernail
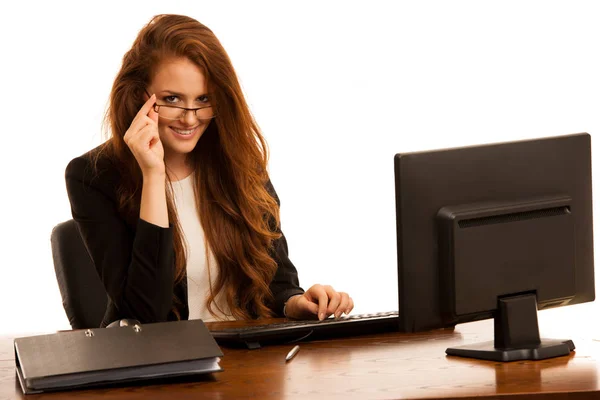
[346,309,351,314]
[319,313,325,321]
[334,312,341,320]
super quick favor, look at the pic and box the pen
[285,345,300,362]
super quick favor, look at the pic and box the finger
[334,292,351,319]
[147,103,159,124]
[299,295,319,317]
[285,294,311,319]
[128,124,160,152]
[124,115,155,144]
[310,286,329,321]
[346,297,354,315]
[131,94,157,128]
[324,288,341,316]
[140,93,156,116]
[296,288,321,319]
[303,284,321,301]
[304,284,335,320]
[286,295,318,320]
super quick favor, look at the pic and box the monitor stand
[445,293,574,362]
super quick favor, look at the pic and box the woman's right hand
[123,94,165,177]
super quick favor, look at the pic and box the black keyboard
[209,311,399,349]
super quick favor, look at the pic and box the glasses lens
[156,105,215,120]
[156,106,182,120]
[195,107,215,120]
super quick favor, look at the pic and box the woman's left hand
[284,284,354,321]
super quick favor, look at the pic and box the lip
[169,125,200,140]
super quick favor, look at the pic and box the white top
[171,174,234,322]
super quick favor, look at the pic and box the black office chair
[51,219,108,329]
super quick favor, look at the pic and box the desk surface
[2,317,600,400]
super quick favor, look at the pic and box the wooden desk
[2,318,600,400]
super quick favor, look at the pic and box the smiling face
[148,57,213,168]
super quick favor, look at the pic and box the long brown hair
[101,14,281,319]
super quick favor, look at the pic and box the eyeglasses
[144,90,216,121]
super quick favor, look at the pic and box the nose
[181,109,197,125]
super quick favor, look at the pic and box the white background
[1,1,599,335]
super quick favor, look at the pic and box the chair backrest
[51,219,108,329]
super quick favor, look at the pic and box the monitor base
[446,339,574,362]
[446,294,575,362]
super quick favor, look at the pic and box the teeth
[172,127,195,135]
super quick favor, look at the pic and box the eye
[198,95,210,104]
[163,95,179,104]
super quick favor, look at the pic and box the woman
[66,14,353,327]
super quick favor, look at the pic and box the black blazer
[65,145,305,327]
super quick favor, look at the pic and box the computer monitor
[394,133,595,362]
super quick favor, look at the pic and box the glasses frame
[144,89,216,121]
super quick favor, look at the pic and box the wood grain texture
[2,318,600,400]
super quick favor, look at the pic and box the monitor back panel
[394,133,594,332]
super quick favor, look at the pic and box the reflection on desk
[2,317,600,400]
